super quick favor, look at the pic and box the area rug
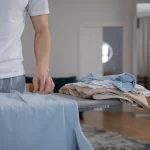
[82,125,150,150]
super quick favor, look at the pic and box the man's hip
[0,75,26,93]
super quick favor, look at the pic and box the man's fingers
[33,74,54,94]
[44,77,55,94]
[39,77,46,93]
[49,78,55,93]
[44,78,52,94]
[33,78,39,92]
[51,81,55,92]
[44,83,50,94]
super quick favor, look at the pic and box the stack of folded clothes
[59,73,150,110]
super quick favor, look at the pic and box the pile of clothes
[59,73,150,110]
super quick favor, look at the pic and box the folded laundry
[0,91,93,150]
[93,89,150,110]
[79,73,136,92]
[65,82,150,97]
[60,85,107,98]
[132,84,150,97]
[93,93,136,106]
[59,85,150,110]
[66,80,116,89]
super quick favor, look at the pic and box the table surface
[55,94,122,112]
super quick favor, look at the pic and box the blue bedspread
[79,73,136,92]
[0,92,93,150]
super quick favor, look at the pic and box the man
[0,0,54,94]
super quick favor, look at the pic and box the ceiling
[137,0,150,3]
[137,2,150,18]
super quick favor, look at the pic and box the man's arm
[30,14,54,94]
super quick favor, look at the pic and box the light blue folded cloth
[0,92,93,150]
[79,73,136,92]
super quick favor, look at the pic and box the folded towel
[79,73,136,92]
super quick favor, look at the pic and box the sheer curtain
[138,17,150,87]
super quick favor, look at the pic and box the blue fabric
[0,75,26,93]
[79,73,136,92]
[0,92,93,150]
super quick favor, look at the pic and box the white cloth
[0,0,49,79]
[66,80,116,89]
[133,84,150,97]
[66,81,150,97]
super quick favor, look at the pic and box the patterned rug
[82,125,150,150]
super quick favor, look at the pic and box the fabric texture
[94,89,150,110]
[0,92,93,150]
[59,85,150,110]
[27,0,50,16]
[66,81,115,89]
[65,80,150,97]
[59,85,107,98]
[133,84,150,97]
[0,76,26,93]
[66,81,150,97]
[79,73,136,92]
[0,92,92,150]
[0,0,49,79]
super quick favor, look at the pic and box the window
[102,42,113,63]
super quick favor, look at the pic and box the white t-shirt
[0,0,49,79]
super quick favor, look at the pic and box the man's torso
[0,0,29,79]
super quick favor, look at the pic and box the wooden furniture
[137,76,149,89]
[103,72,116,76]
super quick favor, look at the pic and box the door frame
[79,26,103,78]
[79,22,128,76]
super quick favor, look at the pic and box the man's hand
[33,66,55,94]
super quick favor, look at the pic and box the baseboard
[135,114,150,117]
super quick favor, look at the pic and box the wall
[22,0,136,77]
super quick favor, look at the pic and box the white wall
[22,0,136,77]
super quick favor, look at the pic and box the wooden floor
[82,112,150,143]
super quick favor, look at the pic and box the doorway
[80,26,123,77]
[103,27,123,76]
[80,25,123,112]
[79,26,103,78]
